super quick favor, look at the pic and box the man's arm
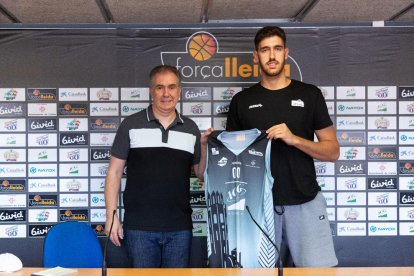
[193,128,214,181]
[104,156,126,246]
[266,124,339,162]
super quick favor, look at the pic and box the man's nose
[161,87,170,96]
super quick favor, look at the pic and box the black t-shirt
[226,80,332,205]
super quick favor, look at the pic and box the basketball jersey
[204,129,276,268]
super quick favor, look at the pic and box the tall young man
[226,26,339,267]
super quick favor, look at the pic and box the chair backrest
[43,221,103,268]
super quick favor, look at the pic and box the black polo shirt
[111,105,201,231]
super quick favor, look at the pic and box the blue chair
[43,221,103,268]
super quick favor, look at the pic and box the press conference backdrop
[0,26,413,267]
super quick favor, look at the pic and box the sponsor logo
[399,87,414,99]
[192,208,207,221]
[29,119,56,131]
[400,162,414,174]
[337,162,365,174]
[59,88,88,101]
[248,103,263,109]
[374,117,390,129]
[0,210,26,222]
[217,157,227,167]
[96,88,112,101]
[91,148,111,161]
[27,103,57,116]
[59,209,88,221]
[367,147,397,160]
[190,177,204,191]
[1,88,20,101]
[35,210,51,222]
[0,179,25,191]
[58,103,88,116]
[337,223,366,236]
[190,103,204,114]
[65,179,82,192]
[28,194,58,207]
[190,192,206,205]
[90,133,115,146]
[337,117,365,129]
[248,148,263,156]
[59,132,89,146]
[27,88,56,101]
[97,165,109,176]
[375,87,389,98]
[0,165,26,177]
[90,103,119,116]
[337,102,364,113]
[214,103,230,115]
[0,103,25,117]
[213,87,240,100]
[183,87,211,101]
[67,149,80,160]
[342,147,359,160]
[28,179,57,192]
[344,208,359,220]
[89,117,119,131]
[315,163,327,174]
[376,193,390,204]
[120,87,149,101]
[400,132,414,144]
[344,178,358,189]
[161,32,302,83]
[92,224,106,236]
[29,224,53,237]
[400,147,414,160]
[192,223,207,237]
[369,223,397,235]
[337,131,365,145]
[29,165,57,177]
[368,162,397,175]
[2,149,19,162]
[0,194,26,207]
[2,119,17,131]
[368,132,396,145]
[121,103,147,116]
[60,193,89,206]
[90,209,106,222]
[401,192,414,205]
[368,178,397,189]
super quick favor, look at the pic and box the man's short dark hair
[254,26,287,50]
[149,65,181,86]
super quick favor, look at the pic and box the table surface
[5,267,414,276]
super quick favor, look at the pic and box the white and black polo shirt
[111,105,201,231]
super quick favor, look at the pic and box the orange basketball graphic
[188,32,217,61]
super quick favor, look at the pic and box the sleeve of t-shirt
[110,119,130,160]
[226,94,242,131]
[313,89,333,130]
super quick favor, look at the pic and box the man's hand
[201,127,214,145]
[105,214,123,247]
[266,123,298,146]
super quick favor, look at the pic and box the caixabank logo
[161,31,302,83]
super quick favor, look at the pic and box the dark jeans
[124,229,192,268]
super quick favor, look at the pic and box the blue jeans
[124,229,192,268]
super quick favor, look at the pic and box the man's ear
[284,48,289,60]
[253,51,258,63]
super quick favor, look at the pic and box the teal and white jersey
[204,129,276,268]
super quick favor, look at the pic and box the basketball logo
[187,32,218,61]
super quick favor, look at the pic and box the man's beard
[259,58,285,77]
